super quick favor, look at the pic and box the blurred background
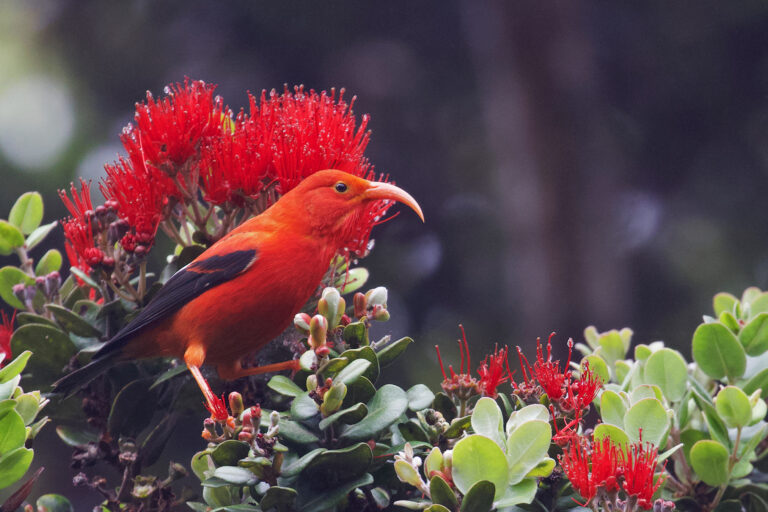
[3,0,768,505]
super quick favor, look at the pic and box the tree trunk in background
[461,1,629,337]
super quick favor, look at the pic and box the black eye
[334,182,348,193]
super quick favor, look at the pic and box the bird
[54,169,423,413]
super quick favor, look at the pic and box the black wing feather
[94,249,257,359]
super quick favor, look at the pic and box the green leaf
[149,364,188,390]
[338,346,379,383]
[318,403,367,430]
[14,392,41,425]
[279,418,320,445]
[36,494,74,512]
[69,267,98,289]
[211,440,250,467]
[459,480,495,512]
[432,392,457,422]
[495,478,538,507]
[290,392,319,420]
[430,475,458,510]
[692,322,746,380]
[750,293,768,317]
[9,192,43,235]
[260,486,297,512]
[644,348,688,401]
[444,415,472,438]
[623,398,669,446]
[211,466,258,486]
[680,429,708,464]
[377,337,413,368]
[452,435,508,500]
[593,423,630,451]
[297,472,373,512]
[280,448,326,478]
[341,375,376,409]
[0,447,33,489]
[740,313,768,356]
[406,384,435,412]
[0,375,20,401]
[303,443,373,485]
[745,368,768,396]
[15,313,58,329]
[340,384,408,441]
[25,221,58,251]
[582,354,610,384]
[45,304,102,338]
[635,344,652,361]
[525,457,555,478]
[471,397,504,448]
[107,379,156,438]
[505,420,551,484]
[0,266,34,309]
[690,439,730,486]
[715,386,752,429]
[34,249,62,276]
[0,221,24,256]
[0,351,31,384]
[692,391,731,449]
[10,324,76,389]
[600,390,627,428]
[629,384,662,404]
[598,330,626,367]
[505,404,549,436]
[714,292,739,317]
[55,425,99,447]
[334,358,372,385]
[0,409,26,453]
[267,375,303,397]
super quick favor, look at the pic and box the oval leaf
[0,351,31,384]
[0,266,34,309]
[45,304,102,338]
[452,435,508,500]
[739,313,768,356]
[25,221,58,251]
[0,410,26,453]
[459,480,495,512]
[600,390,627,428]
[644,348,688,402]
[267,375,303,397]
[339,384,408,442]
[9,192,43,235]
[623,398,669,446]
[471,397,504,447]
[715,386,752,429]
[35,249,62,276]
[0,221,24,256]
[303,443,373,485]
[692,322,746,381]
[407,384,435,412]
[690,439,730,486]
[0,447,33,490]
[505,420,552,484]
[211,440,250,467]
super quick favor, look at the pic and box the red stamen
[435,345,447,380]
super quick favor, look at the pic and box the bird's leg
[218,358,301,380]
[184,343,228,420]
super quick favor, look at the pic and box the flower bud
[12,283,26,303]
[228,392,244,416]
[365,286,388,307]
[308,314,328,349]
[238,431,253,442]
[306,374,318,391]
[318,287,343,327]
[203,417,217,439]
[270,410,280,428]
[294,312,312,333]
[353,292,367,318]
[394,460,422,487]
[45,271,61,297]
[320,381,347,417]
[168,462,187,481]
[372,304,390,322]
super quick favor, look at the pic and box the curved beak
[365,181,424,222]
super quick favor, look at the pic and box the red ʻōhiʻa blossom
[620,441,665,510]
[59,180,101,273]
[477,344,511,399]
[533,333,571,401]
[566,362,602,410]
[560,436,620,506]
[126,78,226,171]
[435,325,513,400]
[101,151,176,253]
[0,310,16,367]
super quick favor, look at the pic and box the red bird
[54,170,423,412]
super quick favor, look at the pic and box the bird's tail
[52,354,117,398]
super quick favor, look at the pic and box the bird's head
[276,169,424,251]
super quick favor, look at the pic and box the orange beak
[365,181,425,222]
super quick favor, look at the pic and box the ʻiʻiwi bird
[54,169,423,413]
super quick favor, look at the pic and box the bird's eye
[334,182,348,193]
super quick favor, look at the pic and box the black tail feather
[52,355,117,398]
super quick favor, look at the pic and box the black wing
[94,248,258,358]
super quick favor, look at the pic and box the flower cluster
[560,434,667,511]
[0,310,15,367]
[60,79,393,304]
[515,333,602,412]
